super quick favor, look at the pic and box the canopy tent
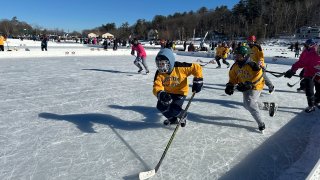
[88,33,97,38]
[102,33,114,38]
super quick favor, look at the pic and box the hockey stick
[196,59,215,67]
[139,92,196,180]
[265,70,285,78]
[287,78,304,88]
[265,70,299,78]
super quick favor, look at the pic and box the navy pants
[156,93,186,119]
[304,77,320,106]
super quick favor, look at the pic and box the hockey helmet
[247,35,257,42]
[235,46,249,56]
[155,48,175,73]
[304,39,316,46]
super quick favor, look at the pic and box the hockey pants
[156,94,186,119]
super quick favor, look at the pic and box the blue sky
[2,0,239,32]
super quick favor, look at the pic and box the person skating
[284,39,320,113]
[131,38,150,74]
[225,46,278,133]
[153,48,203,127]
[0,33,7,51]
[210,41,230,68]
[247,35,275,94]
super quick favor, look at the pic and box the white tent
[102,32,114,38]
[88,33,97,38]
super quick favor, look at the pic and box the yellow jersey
[153,62,203,96]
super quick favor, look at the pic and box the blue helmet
[155,48,175,73]
[305,39,316,46]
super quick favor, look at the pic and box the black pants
[156,93,186,119]
[215,56,229,66]
[0,45,4,51]
[304,77,320,106]
[41,46,47,51]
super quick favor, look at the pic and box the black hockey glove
[157,91,172,105]
[236,81,253,92]
[284,69,295,78]
[225,83,234,95]
[192,77,203,93]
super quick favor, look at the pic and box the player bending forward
[153,48,203,127]
[225,46,278,133]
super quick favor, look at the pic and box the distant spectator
[188,42,195,52]
[41,35,48,51]
[294,41,300,58]
[113,38,118,50]
[103,39,108,50]
[183,41,187,51]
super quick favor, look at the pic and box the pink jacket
[131,44,146,58]
[291,46,320,77]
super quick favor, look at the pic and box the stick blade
[287,82,294,87]
[139,169,156,180]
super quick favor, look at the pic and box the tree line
[1,0,319,41]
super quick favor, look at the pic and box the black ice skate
[269,102,278,117]
[180,114,188,127]
[258,123,265,133]
[163,117,178,126]
[138,69,143,73]
[269,85,275,94]
[305,106,315,113]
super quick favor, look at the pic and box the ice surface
[0,40,319,180]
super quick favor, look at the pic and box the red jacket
[291,46,320,77]
[131,44,147,58]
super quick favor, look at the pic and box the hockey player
[153,48,203,127]
[284,39,320,113]
[247,35,275,94]
[0,33,7,51]
[131,38,150,74]
[225,46,277,133]
[210,41,230,68]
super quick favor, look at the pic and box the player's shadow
[39,109,161,133]
[82,68,136,75]
[187,113,257,132]
[194,98,243,109]
[220,110,320,180]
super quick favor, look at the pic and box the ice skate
[179,113,188,127]
[258,123,265,133]
[268,85,275,94]
[304,106,315,113]
[269,102,278,117]
[163,117,178,126]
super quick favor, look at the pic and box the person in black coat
[41,35,48,51]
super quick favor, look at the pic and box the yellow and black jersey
[0,36,6,46]
[153,62,203,96]
[249,44,265,67]
[228,60,265,90]
[216,46,229,59]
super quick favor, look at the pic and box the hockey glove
[225,83,234,95]
[236,81,253,92]
[192,77,203,93]
[157,91,172,105]
[284,69,295,78]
